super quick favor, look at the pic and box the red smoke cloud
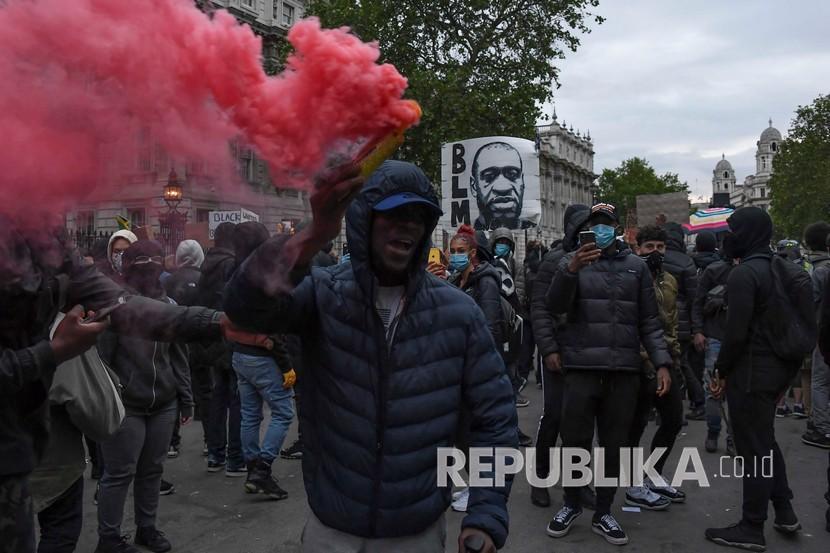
[0,0,419,212]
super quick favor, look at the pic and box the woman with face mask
[94,240,193,553]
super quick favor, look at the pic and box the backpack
[746,254,817,362]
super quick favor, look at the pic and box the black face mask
[641,251,664,274]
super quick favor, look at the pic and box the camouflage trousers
[0,474,35,553]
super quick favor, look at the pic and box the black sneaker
[705,522,766,551]
[775,404,791,418]
[225,462,248,477]
[245,475,288,500]
[515,394,530,408]
[135,527,172,553]
[518,428,533,447]
[546,505,582,538]
[530,485,550,507]
[792,404,807,419]
[159,479,175,496]
[705,435,718,453]
[167,445,179,459]
[687,406,706,421]
[95,535,140,553]
[726,437,737,457]
[592,514,629,545]
[280,439,303,460]
[207,459,225,472]
[773,501,801,534]
[648,476,686,503]
[801,429,830,449]
[517,376,528,394]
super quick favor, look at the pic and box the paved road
[72,379,829,552]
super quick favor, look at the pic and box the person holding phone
[544,203,671,546]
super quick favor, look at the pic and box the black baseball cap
[589,203,618,223]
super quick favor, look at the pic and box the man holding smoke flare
[224,160,518,553]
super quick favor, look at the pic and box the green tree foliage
[595,157,689,226]
[769,93,830,239]
[303,0,603,185]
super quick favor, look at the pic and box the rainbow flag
[682,207,733,234]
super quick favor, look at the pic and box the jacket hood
[345,160,440,299]
[107,230,138,265]
[200,246,235,279]
[465,261,501,287]
[726,207,773,258]
[175,239,204,269]
[489,227,515,250]
[694,250,721,270]
[563,204,591,252]
[664,222,686,252]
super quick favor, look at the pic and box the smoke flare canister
[357,100,422,178]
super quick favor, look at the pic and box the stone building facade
[716,120,782,212]
[534,112,597,245]
[67,1,308,246]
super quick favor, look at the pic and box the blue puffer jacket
[224,161,518,547]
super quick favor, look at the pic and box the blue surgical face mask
[449,253,470,272]
[494,243,511,258]
[591,224,616,249]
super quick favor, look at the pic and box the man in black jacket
[545,204,671,546]
[0,216,265,553]
[197,222,246,475]
[224,162,517,553]
[529,204,592,509]
[706,207,800,551]
[692,248,735,456]
[664,222,705,419]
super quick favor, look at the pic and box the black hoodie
[531,204,590,358]
[663,222,699,339]
[714,207,792,386]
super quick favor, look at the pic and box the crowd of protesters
[2,159,830,553]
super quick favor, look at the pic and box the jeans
[703,338,732,440]
[534,366,564,478]
[560,371,640,516]
[233,353,295,464]
[206,367,242,465]
[37,477,83,553]
[98,402,177,539]
[812,346,830,435]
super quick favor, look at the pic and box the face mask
[494,243,511,258]
[591,224,616,249]
[449,253,470,272]
[111,251,124,273]
[641,251,664,273]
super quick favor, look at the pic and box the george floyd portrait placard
[440,137,541,231]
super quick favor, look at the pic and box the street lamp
[159,168,187,256]
[163,169,183,211]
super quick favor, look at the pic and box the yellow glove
[282,369,296,389]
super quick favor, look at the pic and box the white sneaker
[625,486,670,510]
[647,475,686,503]
[451,488,470,512]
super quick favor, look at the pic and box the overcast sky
[541,0,830,201]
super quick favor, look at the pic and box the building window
[127,208,146,229]
[76,211,95,233]
[282,3,295,26]
[723,171,729,178]
[241,0,255,8]
[761,156,767,170]
[760,187,766,198]
[196,209,211,223]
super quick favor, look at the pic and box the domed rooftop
[760,119,782,143]
[715,154,733,172]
